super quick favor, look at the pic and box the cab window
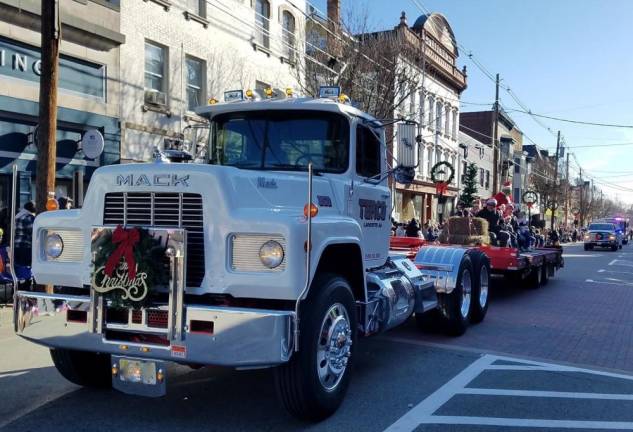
[356,125,381,178]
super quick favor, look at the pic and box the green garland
[91,228,168,309]
[430,161,455,184]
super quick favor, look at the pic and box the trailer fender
[413,246,469,295]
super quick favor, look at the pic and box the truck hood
[84,163,344,217]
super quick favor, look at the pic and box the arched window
[255,0,271,49]
[282,10,296,62]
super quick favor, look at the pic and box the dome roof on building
[411,13,458,56]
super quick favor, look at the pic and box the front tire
[469,251,490,324]
[275,274,356,421]
[438,255,473,336]
[50,349,111,388]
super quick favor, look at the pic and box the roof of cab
[195,97,380,125]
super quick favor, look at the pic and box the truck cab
[15,89,484,421]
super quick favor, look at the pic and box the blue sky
[311,0,633,204]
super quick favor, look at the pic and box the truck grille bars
[103,192,205,288]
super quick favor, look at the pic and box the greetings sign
[91,226,168,309]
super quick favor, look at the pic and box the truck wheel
[438,255,473,336]
[274,274,356,421]
[469,251,490,324]
[50,348,111,388]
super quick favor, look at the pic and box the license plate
[119,359,157,385]
[112,356,166,397]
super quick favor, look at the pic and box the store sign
[0,37,105,99]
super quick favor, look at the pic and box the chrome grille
[103,192,205,288]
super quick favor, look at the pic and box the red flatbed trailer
[389,237,564,288]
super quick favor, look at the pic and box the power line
[509,109,633,129]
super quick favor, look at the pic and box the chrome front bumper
[14,291,294,367]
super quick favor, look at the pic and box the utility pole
[579,167,584,227]
[491,74,500,194]
[550,130,561,230]
[564,152,570,227]
[36,0,61,214]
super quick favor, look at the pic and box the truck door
[352,123,391,268]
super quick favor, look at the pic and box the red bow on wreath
[435,181,449,196]
[105,225,140,279]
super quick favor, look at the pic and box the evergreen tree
[459,163,479,207]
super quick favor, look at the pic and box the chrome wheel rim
[479,265,489,308]
[460,269,472,319]
[316,303,352,392]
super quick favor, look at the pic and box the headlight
[45,232,64,258]
[584,235,590,239]
[609,235,616,240]
[259,240,284,269]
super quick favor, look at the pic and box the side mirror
[396,123,418,169]
[393,166,415,185]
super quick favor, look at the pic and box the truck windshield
[588,224,615,231]
[209,110,349,173]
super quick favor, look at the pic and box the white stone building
[389,13,467,224]
[120,0,306,162]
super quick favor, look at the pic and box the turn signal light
[304,203,318,218]
[46,192,59,211]
[208,97,219,105]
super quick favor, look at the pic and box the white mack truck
[14,87,490,421]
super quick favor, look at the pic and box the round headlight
[45,233,64,258]
[259,240,284,269]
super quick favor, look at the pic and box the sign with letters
[0,36,105,99]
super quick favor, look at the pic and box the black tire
[525,265,542,289]
[437,255,473,336]
[583,244,589,251]
[274,273,356,421]
[415,308,441,332]
[50,348,112,388]
[619,243,623,249]
[541,264,550,286]
[611,245,618,251]
[468,251,490,324]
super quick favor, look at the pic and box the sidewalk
[0,305,14,340]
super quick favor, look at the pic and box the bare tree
[298,9,424,121]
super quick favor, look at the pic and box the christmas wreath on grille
[430,161,455,196]
[91,226,169,309]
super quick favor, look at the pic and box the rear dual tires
[274,274,356,422]
[468,251,490,324]
[438,255,474,337]
[50,348,112,388]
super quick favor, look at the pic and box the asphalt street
[2,242,633,431]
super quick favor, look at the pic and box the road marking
[586,279,633,287]
[417,416,633,430]
[609,259,633,267]
[609,259,619,266]
[383,354,633,432]
[597,269,633,275]
[383,355,495,432]
[0,371,27,379]
[460,387,633,400]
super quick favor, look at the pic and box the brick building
[120,0,306,162]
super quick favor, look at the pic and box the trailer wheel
[50,349,111,388]
[526,265,542,289]
[541,264,550,286]
[274,273,356,421]
[469,251,490,324]
[438,255,473,336]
